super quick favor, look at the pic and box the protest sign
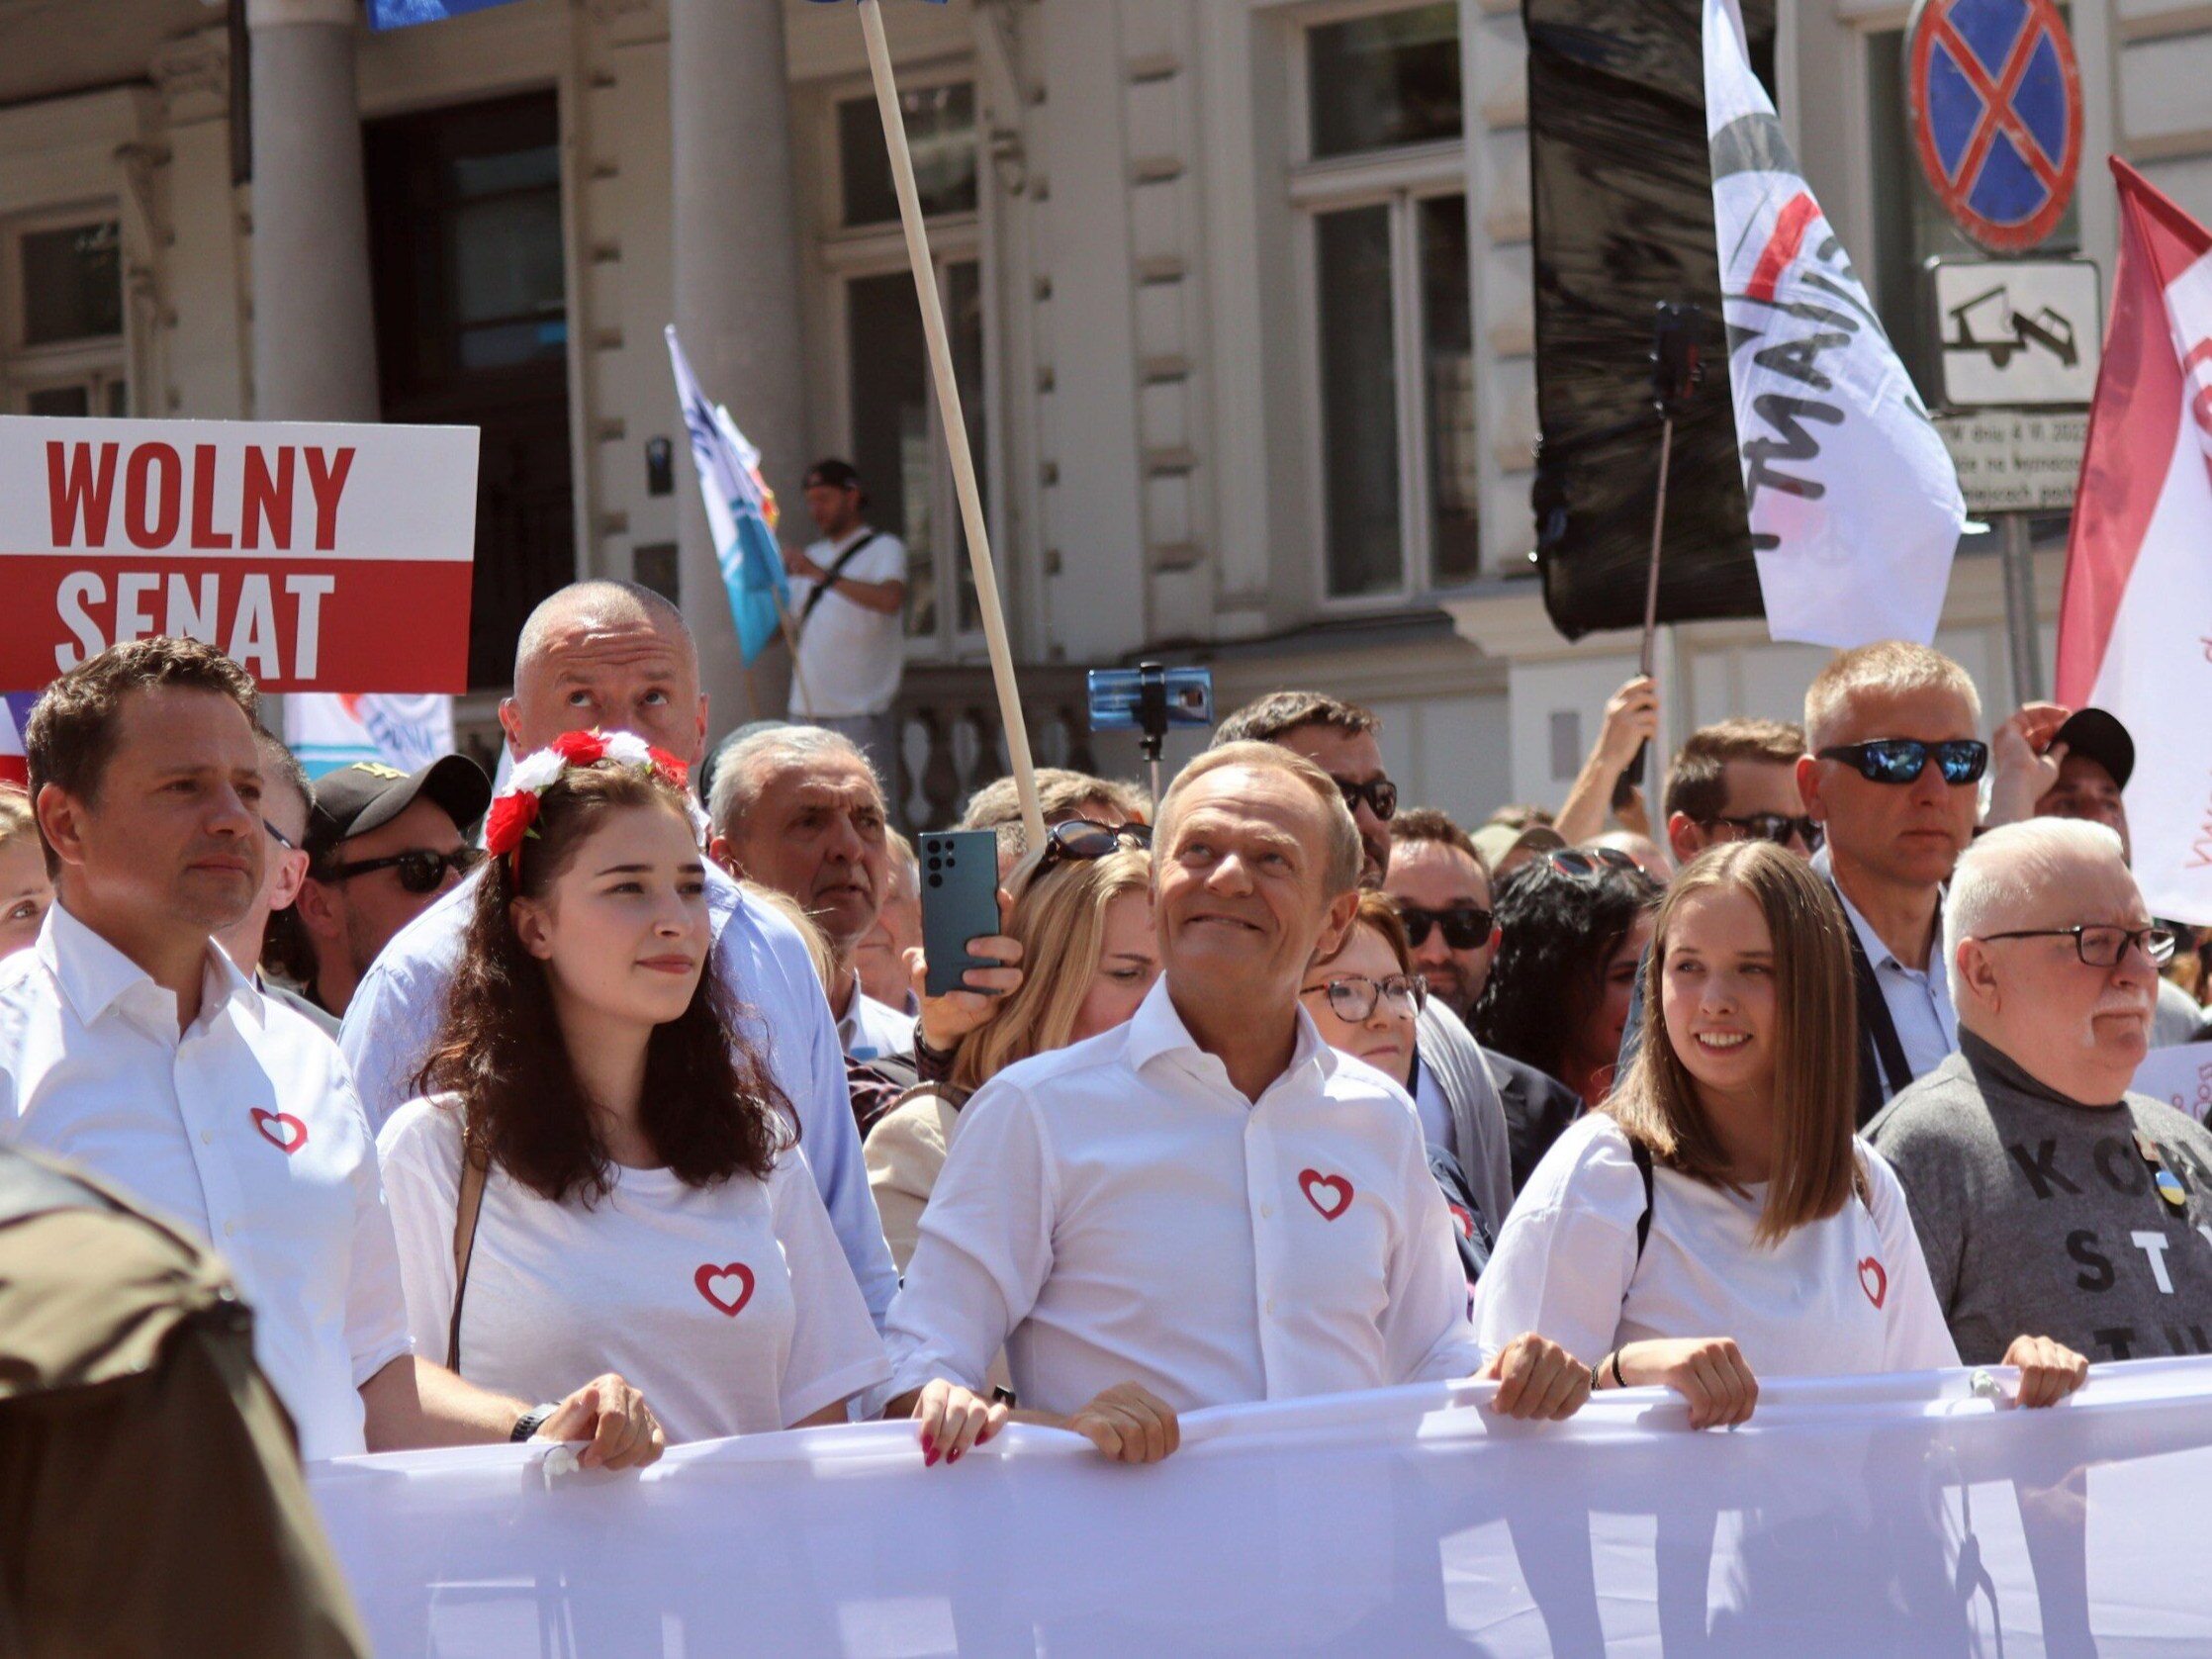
[2132,1043,2212,1123]
[314,1361,2212,1657]
[0,416,478,693]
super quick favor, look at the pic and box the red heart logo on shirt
[1858,1256,1888,1310]
[1300,1169,1353,1221]
[251,1109,309,1155]
[694,1262,755,1317]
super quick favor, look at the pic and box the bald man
[337,582,898,1327]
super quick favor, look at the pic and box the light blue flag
[665,325,791,666]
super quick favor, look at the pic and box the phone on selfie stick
[919,830,1003,998]
[1615,302,1705,807]
[1087,663,1214,806]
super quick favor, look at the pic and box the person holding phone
[1472,841,2085,1428]
[379,733,999,1458]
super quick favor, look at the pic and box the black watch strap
[510,1403,557,1442]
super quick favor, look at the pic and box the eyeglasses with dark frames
[1700,812,1823,851]
[1977,925,2177,968]
[1815,739,1989,786]
[1331,776,1399,822]
[1396,903,1496,952]
[317,846,482,895]
[1037,818,1152,874]
[1300,972,1427,1023]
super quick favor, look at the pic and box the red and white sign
[2056,160,2212,925]
[0,416,478,692]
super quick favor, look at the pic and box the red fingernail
[949,1447,962,1464]
[920,1433,935,1457]
[924,1448,939,1467]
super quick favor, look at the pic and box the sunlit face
[1271,723,1393,888]
[503,603,708,770]
[721,755,888,956]
[514,801,711,1031]
[0,834,51,958]
[1069,888,1160,1042]
[852,852,923,1009]
[1801,686,1980,889]
[1300,923,1418,1087]
[2036,754,2129,860]
[314,796,469,980]
[1383,840,1496,1019]
[1575,911,1655,1098]
[44,686,263,938]
[1659,885,1779,1116]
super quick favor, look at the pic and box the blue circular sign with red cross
[1907,0,2082,253]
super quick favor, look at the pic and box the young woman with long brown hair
[378,732,1002,1457]
[1471,841,2085,1427]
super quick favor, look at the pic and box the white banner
[312,1360,2212,1657]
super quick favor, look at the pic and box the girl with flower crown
[377,732,1006,1457]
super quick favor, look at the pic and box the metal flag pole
[772,588,814,717]
[1620,302,1705,795]
[856,0,1046,850]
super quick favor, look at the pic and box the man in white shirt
[2,638,658,1465]
[784,459,908,784]
[1797,642,1982,1119]
[337,582,899,1328]
[706,724,917,1064]
[888,742,1587,1462]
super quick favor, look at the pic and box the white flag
[284,693,455,780]
[1705,0,1966,647]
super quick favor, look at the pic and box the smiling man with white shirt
[887,743,1587,1462]
[0,639,657,1466]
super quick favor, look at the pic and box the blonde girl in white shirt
[379,732,1003,1458]
[1472,840,2087,1427]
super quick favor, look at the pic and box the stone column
[669,0,811,729]
[246,0,379,422]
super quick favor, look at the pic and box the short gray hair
[1943,818,2130,1008]
[1803,640,1982,751]
[707,723,880,835]
[1155,741,1362,897]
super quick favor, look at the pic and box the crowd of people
[8,561,2212,1493]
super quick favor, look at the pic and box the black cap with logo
[2052,707,2134,792]
[305,756,494,862]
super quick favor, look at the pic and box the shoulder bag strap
[446,1127,490,1373]
[1628,1136,1656,1266]
[797,529,880,634]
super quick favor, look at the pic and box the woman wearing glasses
[1475,849,1663,1108]
[1473,841,2085,1428]
[867,823,1159,1273]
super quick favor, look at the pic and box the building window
[839,82,977,228]
[829,75,987,656]
[1308,3,1463,159]
[1863,24,2079,403]
[5,215,127,415]
[1298,6,1475,602]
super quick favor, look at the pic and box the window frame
[821,71,992,663]
[2,205,127,416]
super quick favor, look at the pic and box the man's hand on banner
[1479,1334,1592,1421]
[908,1377,1009,1467]
[1057,1382,1182,1464]
[1613,1336,1760,1429]
[1984,702,2073,829]
[537,1373,666,1470]
[2000,1336,2090,1408]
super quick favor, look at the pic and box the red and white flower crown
[484,728,692,875]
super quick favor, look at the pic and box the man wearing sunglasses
[1798,642,1985,1119]
[293,756,491,1025]
[215,730,334,1037]
[1214,691,1516,1230]
[1868,820,2212,1365]
[1661,717,1819,868]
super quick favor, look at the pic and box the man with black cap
[785,458,909,783]
[1988,700,2204,1044]
[288,755,491,1021]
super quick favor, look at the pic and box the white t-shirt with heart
[1470,1112,1960,1377]
[379,1096,889,1443]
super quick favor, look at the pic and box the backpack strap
[797,529,880,634]
[446,1125,490,1373]
[1628,1136,1656,1264]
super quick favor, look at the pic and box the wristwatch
[510,1403,558,1442]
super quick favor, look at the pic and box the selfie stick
[857,0,1045,850]
[1622,302,1705,791]
[1136,663,1170,807]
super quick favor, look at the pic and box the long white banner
[310,1360,2212,1657]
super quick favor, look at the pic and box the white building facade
[0,0,2198,824]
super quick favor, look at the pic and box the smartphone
[919,830,1002,999]
[1086,665,1215,733]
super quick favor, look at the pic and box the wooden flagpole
[856,0,1046,850]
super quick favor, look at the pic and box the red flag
[2056,159,2212,921]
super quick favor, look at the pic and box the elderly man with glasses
[1867,819,2212,1364]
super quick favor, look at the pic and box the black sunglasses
[318,846,481,895]
[1979,925,2177,968]
[1038,818,1151,874]
[263,818,298,852]
[1816,739,1988,786]
[1332,776,1399,822]
[1542,847,1640,878]
[1397,903,1495,952]
[1701,812,1823,851]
